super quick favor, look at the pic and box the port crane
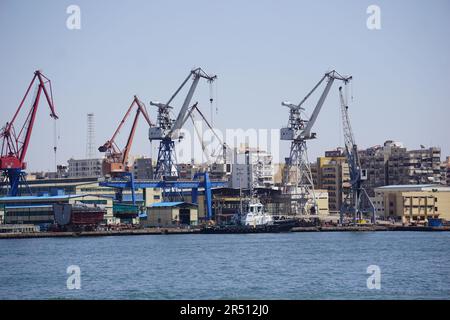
[98,95,153,176]
[0,70,58,196]
[98,95,153,204]
[338,86,375,224]
[281,70,351,215]
[149,68,217,180]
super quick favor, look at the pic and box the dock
[1,225,449,239]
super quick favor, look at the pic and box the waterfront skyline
[0,0,449,172]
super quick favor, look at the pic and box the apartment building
[67,158,102,178]
[359,141,441,196]
[315,149,350,214]
[132,157,153,180]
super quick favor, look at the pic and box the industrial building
[142,202,198,227]
[374,184,450,224]
[0,194,114,226]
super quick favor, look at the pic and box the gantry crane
[281,70,351,215]
[1,70,58,196]
[338,86,375,224]
[149,68,216,180]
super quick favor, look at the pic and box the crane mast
[338,86,375,224]
[281,70,351,215]
[1,70,58,196]
[149,68,216,180]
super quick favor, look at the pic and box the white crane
[281,70,351,215]
[149,68,216,179]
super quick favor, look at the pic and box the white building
[231,147,274,189]
[68,158,103,178]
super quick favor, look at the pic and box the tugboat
[202,197,297,234]
[238,199,274,227]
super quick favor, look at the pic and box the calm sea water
[0,232,449,300]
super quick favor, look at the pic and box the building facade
[231,147,274,189]
[68,158,102,178]
[360,141,442,196]
[315,149,350,214]
[132,157,153,180]
[374,184,450,223]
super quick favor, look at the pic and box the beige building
[374,184,450,224]
[143,202,198,227]
[316,150,350,214]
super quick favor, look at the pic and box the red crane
[1,70,58,196]
[98,95,153,177]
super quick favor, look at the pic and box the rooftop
[0,194,113,203]
[149,201,197,208]
[375,184,450,192]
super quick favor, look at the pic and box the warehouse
[143,202,198,227]
[0,193,114,228]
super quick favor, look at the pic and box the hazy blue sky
[1,0,449,171]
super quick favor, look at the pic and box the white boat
[239,201,274,227]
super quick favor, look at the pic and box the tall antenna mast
[86,113,96,159]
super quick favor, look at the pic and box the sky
[0,0,449,171]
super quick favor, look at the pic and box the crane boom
[99,95,153,176]
[169,68,216,137]
[339,86,359,183]
[300,71,352,139]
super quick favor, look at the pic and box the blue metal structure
[100,172,226,221]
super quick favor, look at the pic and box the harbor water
[0,232,449,300]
